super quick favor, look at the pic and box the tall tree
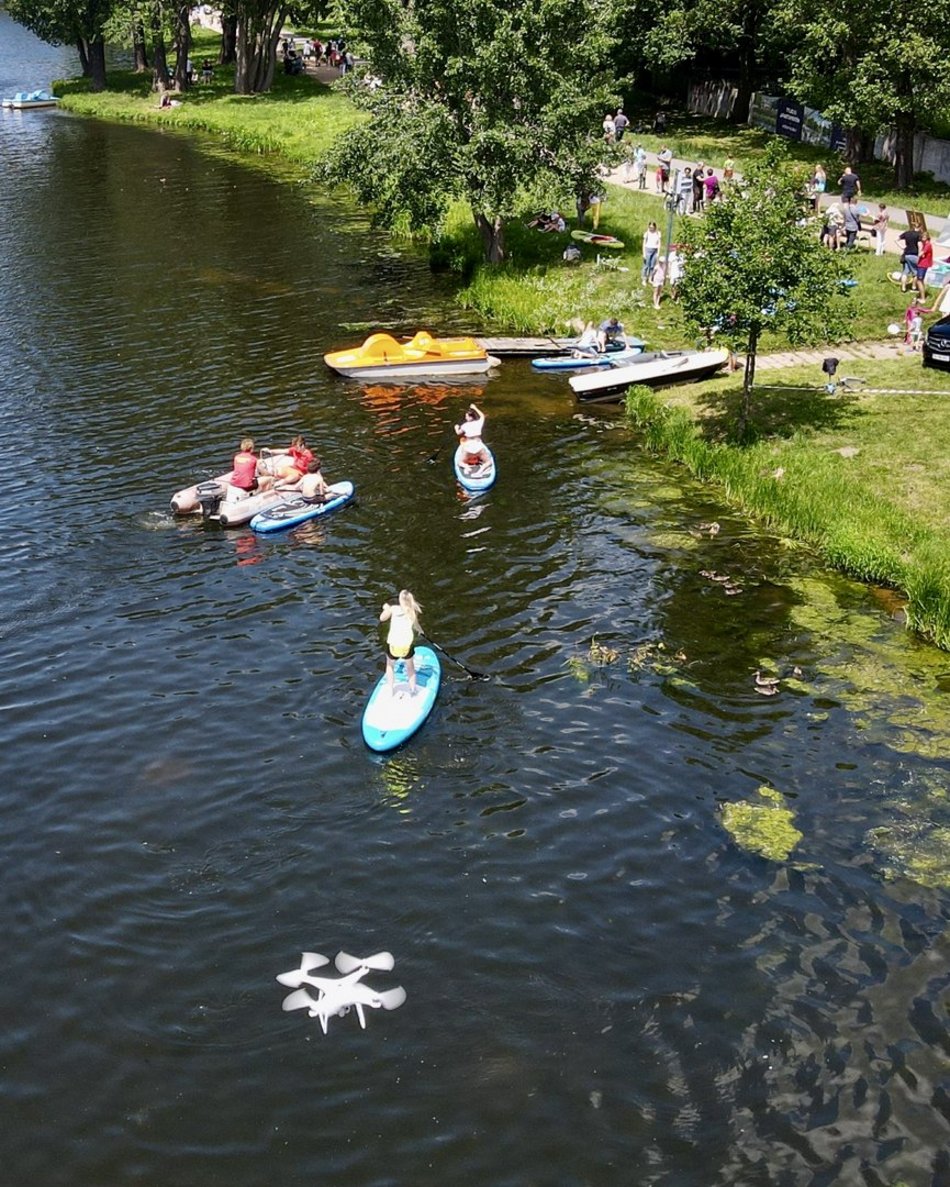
[324,0,618,263]
[8,0,114,90]
[782,0,950,188]
[675,143,853,435]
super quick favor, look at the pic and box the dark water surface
[3,16,950,1186]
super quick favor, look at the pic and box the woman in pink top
[702,168,720,204]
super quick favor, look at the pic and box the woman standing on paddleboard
[380,591,422,696]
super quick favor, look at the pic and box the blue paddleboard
[453,444,496,493]
[531,343,646,371]
[361,645,441,752]
[250,481,354,533]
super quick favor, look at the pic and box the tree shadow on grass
[689,377,868,444]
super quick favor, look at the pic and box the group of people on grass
[641,222,683,307]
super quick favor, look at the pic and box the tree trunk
[473,211,505,264]
[133,21,149,72]
[173,4,192,91]
[76,39,90,77]
[234,2,286,94]
[893,112,917,190]
[220,14,237,65]
[85,39,107,92]
[728,11,759,125]
[150,8,170,90]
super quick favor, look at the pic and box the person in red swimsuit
[265,434,314,485]
[231,438,259,492]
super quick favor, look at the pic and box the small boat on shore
[454,443,496,493]
[2,90,59,109]
[324,331,499,380]
[569,350,730,402]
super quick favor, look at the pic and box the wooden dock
[476,336,574,358]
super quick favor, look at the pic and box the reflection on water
[2,12,950,1187]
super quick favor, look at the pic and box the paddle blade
[282,988,316,1013]
[378,986,407,1011]
[335,950,395,974]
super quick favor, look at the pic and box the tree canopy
[675,143,854,432]
[324,0,619,262]
[8,0,114,88]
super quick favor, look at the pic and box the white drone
[276,950,406,1034]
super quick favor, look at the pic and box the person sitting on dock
[596,316,625,353]
[454,402,489,469]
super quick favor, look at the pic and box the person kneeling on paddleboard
[454,403,489,469]
[380,590,422,696]
[596,316,625,353]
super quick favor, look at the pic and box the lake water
[2,14,950,1186]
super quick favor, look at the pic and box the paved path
[753,339,905,371]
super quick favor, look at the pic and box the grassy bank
[55,31,363,169]
[624,359,950,648]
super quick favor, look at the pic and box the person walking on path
[613,108,629,142]
[838,166,861,201]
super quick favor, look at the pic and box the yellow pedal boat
[324,331,499,379]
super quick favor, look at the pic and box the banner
[776,98,804,140]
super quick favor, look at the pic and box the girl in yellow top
[380,590,422,695]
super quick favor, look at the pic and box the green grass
[624,357,950,647]
[55,29,364,170]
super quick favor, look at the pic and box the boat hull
[170,452,294,515]
[361,646,441,752]
[249,481,355,533]
[454,444,497,492]
[569,350,730,402]
[329,356,498,380]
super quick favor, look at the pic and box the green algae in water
[722,786,803,862]
[866,819,950,890]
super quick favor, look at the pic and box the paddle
[426,434,455,464]
[420,633,489,681]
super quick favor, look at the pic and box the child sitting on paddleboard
[454,403,489,468]
[380,590,422,696]
[275,457,329,502]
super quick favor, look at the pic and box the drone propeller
[377,986,407,1011]
[281,988,317,1013]
[276,951,330,987]
[334,950,395,975]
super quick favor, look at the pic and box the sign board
[905,209,928,234]
[829,123,847,152]
[776,98,804,140]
